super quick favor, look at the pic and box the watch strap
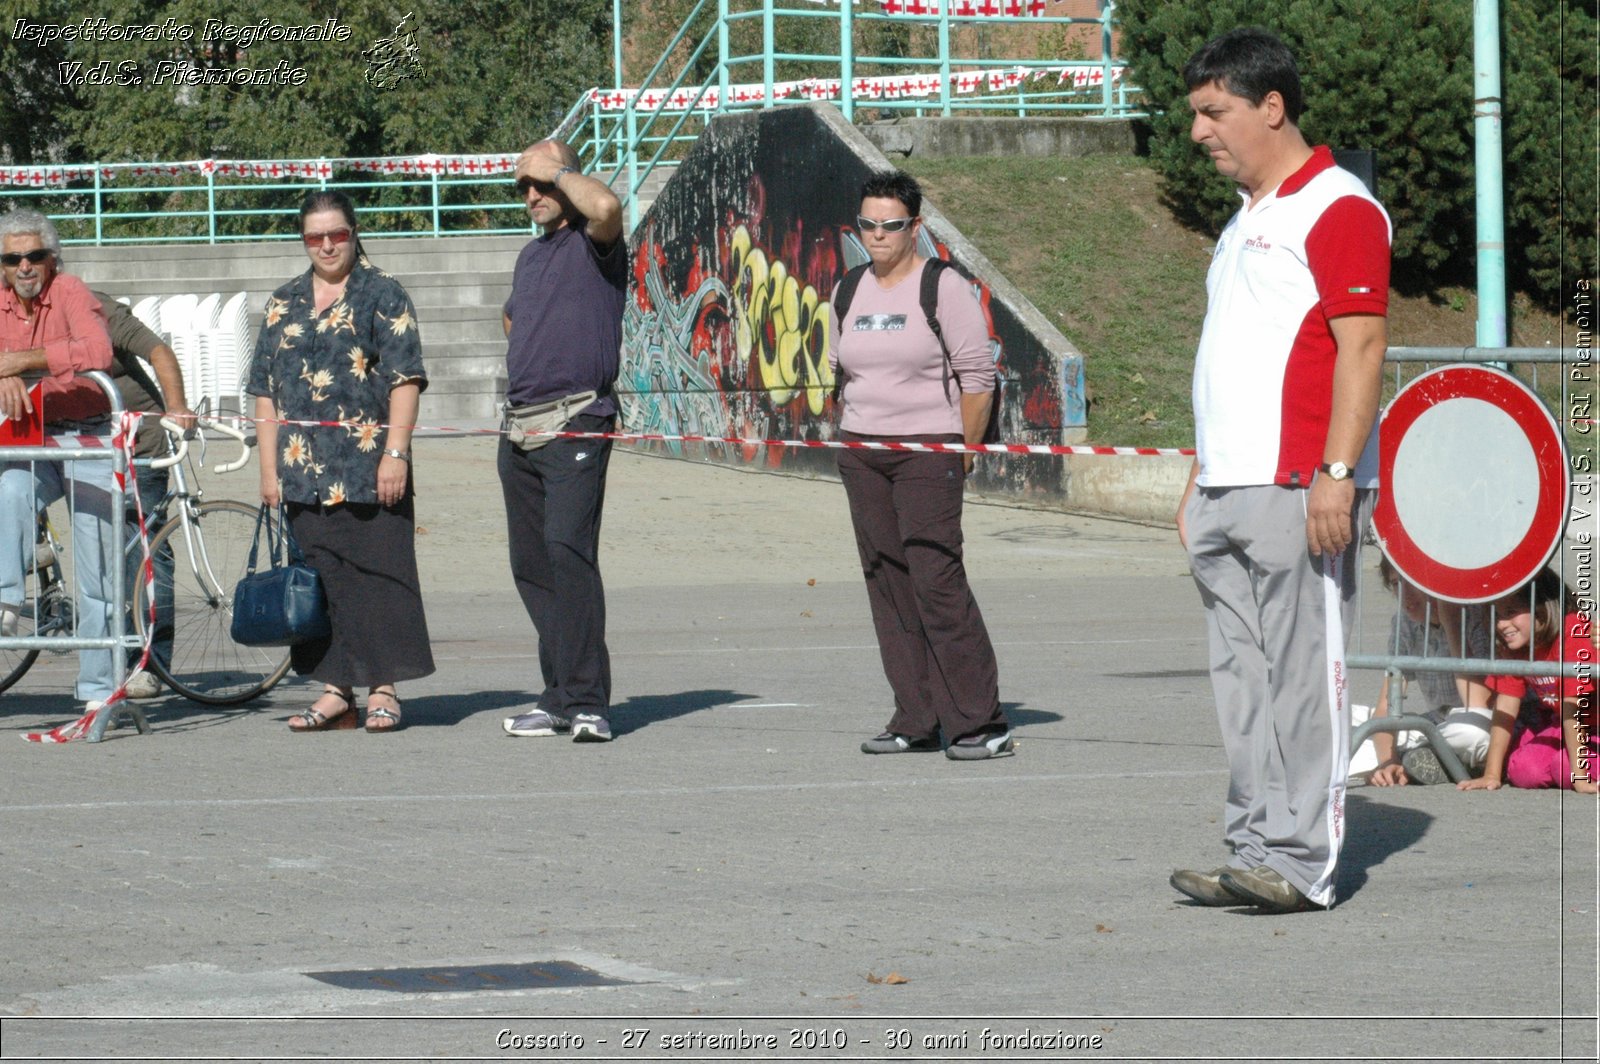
[1319,461,1351,481]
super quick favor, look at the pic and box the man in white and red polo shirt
[1168,28,1391,914]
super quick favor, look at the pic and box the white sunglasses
[856,215,914,234]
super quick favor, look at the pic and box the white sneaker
[124,670,162,700]
[84,699,114,731]
[0,606,17,637]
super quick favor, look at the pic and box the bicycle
[0,415,291,705]
[0,520,71,695]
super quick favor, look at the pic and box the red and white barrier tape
[183,413,1198,458]
[15,410,1187,743]
[23,412,159,744]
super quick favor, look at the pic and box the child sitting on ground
[1459,568,1597,794]
[1350,557,1494,786]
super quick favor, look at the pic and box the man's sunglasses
[514,176,557,197]
[0,249,53,266]
[302,228,353,247]
[856,216,914,234]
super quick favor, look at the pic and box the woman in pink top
[1459,569,1597,793]
[829,170,1011,761]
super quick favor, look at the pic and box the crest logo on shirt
[852,314,907,332]
[1243,235,1273,253]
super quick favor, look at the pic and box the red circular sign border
[1375,365,1568,604]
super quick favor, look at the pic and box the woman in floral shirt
[247,190,433,732]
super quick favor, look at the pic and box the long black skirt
[285,495,435,687]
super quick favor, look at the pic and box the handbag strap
[276,501,309,566]
[244,503,271,576]
[244,502,307,574]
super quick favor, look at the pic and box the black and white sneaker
[945,730,1015,760]
[503,709,571,737]
[572,713,613,742]
[860,731,940,754]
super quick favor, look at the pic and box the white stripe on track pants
[1184,484,1369,908]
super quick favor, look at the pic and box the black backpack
[832,257,1003,444]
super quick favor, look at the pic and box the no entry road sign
[1375,364,1569,604]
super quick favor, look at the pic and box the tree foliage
[1502,0,1597,307]
[0,0,612,236]
[0,1,610,161]
[1117,0,1594,311]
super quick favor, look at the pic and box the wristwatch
[1319,460,1352,481]
[553,165,578,183]
[383,448,411,463]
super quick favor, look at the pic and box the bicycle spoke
[136,500,291,704]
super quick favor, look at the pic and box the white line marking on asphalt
[434,637,1187,661]
[0,769,1227,814]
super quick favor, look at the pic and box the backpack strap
[919,258,957,398]
[921,257,1002,444]
[831,263,871,326]
[831,263,870,401]
[920,257,950,359]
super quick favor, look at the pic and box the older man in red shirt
[0,209,119,713]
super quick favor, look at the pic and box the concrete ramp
[622,102,1087,500]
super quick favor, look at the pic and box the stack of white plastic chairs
[208,293,250,415]
[129,293,253,415]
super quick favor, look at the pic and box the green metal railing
[2,0,1141,244]
[586,0,1141,228]
[1,162,530,246]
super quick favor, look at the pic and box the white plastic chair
[168,331,206,410]
[131,296,161,334]
[159,293,198,336]
[193,292,222,330]
[216,292,252,411]
[205,332,239,416]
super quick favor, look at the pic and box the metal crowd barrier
[0,371,143,741]
[1348,345,1592,783]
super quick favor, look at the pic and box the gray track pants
[1184,484,1369,908]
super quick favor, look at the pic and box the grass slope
[905,154,1569,449]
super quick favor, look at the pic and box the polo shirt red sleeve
[1305,198,1391,319]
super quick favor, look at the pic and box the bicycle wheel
[0,608,40,695]
[0,539,68,695]
[135,499,292,705]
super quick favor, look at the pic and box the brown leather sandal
[365,687,403,733]
[288,687,357,732]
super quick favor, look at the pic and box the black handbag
[230,502,331,647]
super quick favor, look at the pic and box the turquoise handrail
[5,0,1141,245]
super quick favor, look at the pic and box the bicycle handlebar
[152,416,251,474]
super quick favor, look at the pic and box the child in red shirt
[1460,570,1597,793]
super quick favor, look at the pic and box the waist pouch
[502,391,599,451]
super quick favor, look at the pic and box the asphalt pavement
[0,438,1594,1063]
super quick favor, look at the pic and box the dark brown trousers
[838,433,1005,743]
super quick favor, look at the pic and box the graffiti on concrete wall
[619,105,1070,493]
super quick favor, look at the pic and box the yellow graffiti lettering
[729,224,835,414]
[800,288,834,416]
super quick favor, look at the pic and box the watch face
[1327,462,1351,480]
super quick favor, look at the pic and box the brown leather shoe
[1219,866,1325,913]
[1169,866,1241,906]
